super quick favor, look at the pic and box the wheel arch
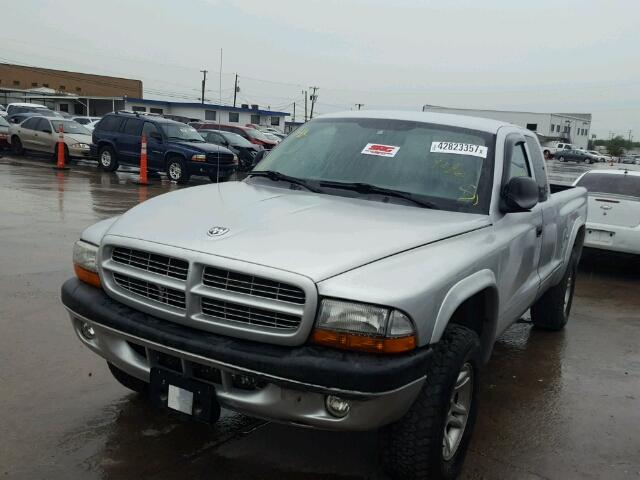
[430,270,499,363]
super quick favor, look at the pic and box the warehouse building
[422,105,592,149]
[123,98,289,132]
[0,63,142,98]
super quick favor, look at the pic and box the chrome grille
[113,272,186,309]
[202,267,305,305]
[201,298,301,330]
[112,247,188,280]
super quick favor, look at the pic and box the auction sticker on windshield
[361,143,400,157]
[430,141,488,158]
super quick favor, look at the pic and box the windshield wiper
[318,181,438,209]
[248,170,322,193]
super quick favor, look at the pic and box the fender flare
[564,218,586,266]
[430,269,498,345]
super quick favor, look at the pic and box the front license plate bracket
[150,367,220,424]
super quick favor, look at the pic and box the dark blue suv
[92,112,237,183]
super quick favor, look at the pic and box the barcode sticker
[430,141,488,158]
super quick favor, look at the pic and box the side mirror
[254,149,269,163]
[501,176,539,212]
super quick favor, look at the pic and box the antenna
[217,48,222,185]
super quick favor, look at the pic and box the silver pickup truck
[61,111,587,479]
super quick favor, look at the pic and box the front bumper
[189,161,236,178]
[61,279,430,430]
[68,145,93,159]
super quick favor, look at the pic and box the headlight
[191,154,206,162]
[311,299,416,354]
[70,143,90,149]
[73,240,101,288]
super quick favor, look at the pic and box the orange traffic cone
[134,134,150,185]
[53,123,69,170]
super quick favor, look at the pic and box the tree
[606,136,626,157]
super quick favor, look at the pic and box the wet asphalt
[0,153,638,480]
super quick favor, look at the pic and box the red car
[192,122,277,150]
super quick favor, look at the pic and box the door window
[507,143,531,180]
[21,117,40,130]
[142,122,160,139]
[122,118,143,136]
[525,136,549,201]
[34,118,52,132]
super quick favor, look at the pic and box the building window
[250,114,260,124]
[43,83,49,88]
[75,86,81,92]
[271,116,281,126]
[526,123,537,131]
[228,112,239,122]
[59,104,69,112]
[13,80,20,86]
[550,124,555,133]
[556,124,560,133]
[131,106,146,112]
[31,82,38,87]
[205,110,216,121]
[150,107,163,115]
[59,85,66,90]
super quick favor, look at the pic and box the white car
[84,120,100,132]
[574,169,640,254]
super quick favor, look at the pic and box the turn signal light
[74,264,102,288]
[311,329,416,354]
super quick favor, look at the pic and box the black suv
[197,129,262,171]
[92,112,237,183]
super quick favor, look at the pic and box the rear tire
[380,324,481,480]
[531,254,578,330]
[98,145,119,172]
[11,136,24,155]
[107,362,148,395]
[166,156,190,184]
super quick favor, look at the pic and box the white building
[123,98,289,132]
[422,105,592,149]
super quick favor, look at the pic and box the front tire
[558,156,565,162]
[166,156,190,184]
[531,254,577,331]
[107,362,148,395]
[98,145,119,172]
[380,324,481,480]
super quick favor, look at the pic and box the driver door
[496,134,544,332]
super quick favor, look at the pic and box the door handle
[535,226,543,237]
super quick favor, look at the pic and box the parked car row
[2,105,290,183]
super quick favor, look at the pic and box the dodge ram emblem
[207,226,229,237]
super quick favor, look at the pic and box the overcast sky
[3,0,639,138]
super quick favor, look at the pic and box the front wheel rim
[442,363,473,461]
[169,162,181,180]
[100,151,111,167]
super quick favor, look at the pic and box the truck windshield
[254,117,495,213]
[162,124,205,142]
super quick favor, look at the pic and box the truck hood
[172,141,232,155]
[106,181,491,281]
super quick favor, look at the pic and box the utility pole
[303,90,308,122]
[355,103,364,110]
[309,86,319,119]
[200,69,208,104]
[292,102,296,122]
[628,130,633,143]
[233,74,239,107]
